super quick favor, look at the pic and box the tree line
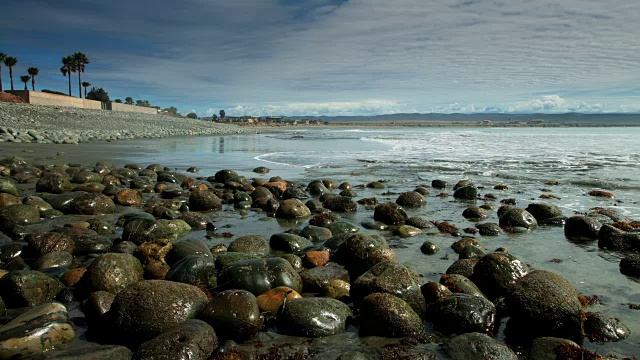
[0,51,91,98]
[0,53,41,93]
[1,50,206,119]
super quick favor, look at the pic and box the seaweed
[555,343,601,360]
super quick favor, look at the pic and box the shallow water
[115,126,640,356]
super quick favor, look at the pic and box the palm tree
[82,81,90,98]
[27,67,39,91]
[72,52,89,98]
[3,56,17,91]
[60,56,76,96]
[0,53,6,92]
[20,75,31,91]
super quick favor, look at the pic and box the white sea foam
[254,152,308,168]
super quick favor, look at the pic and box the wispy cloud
[2,0,639,115]
[209,99,409,117]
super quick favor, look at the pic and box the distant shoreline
[235,121,640,128]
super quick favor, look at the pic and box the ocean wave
[569,179,640,190]
[254,152,311,168]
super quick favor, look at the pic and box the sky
[1,0,640,116]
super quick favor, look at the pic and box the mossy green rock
[111,168,137,179]
[350,246,398,278]
[279,253,303,271]
[620,254,640,277]
[351,261,426,316]
[307,181,329,196]
[525,203,563,223]
[189,190,222,211]
[0,204,40,232]
[471,252,528,299]
[442,332,517,360]
[0,179,18,196]
[333,233,387,266]
[122,218,171,245]
[420,241,440,255]
[69,193,115,215]
[583,312,630,343]
[40,345,133,360]
[83,253,144,294]
[599,224,640,251]
[108,280,208,345]
[129,176,155,191]
[462,206,490,220]
[453,186,478,200]
[499,208,537,229]
[133,319,217,360]
[169,238,213,264]
[0,270,66,308]
[299,225,332,242]
[71,170,103,184]
[34,251,73,270]
[476,222,502,236]
[165,255,217,289]
[36,173,72,194]
[440,274,485,298]
[300,263,350,292]
[564,215,602,241]
[158,219,192,241]
[395,225,423,237]
[358,293,423,337]
[200,290,261,342]
[277,297,352,338]
[270,233,314,254]
[179,212,210,230]
[276,199,311,219]
[506,270,583,342]
[228,235,270,256]
[373,202,408,225]
[529,337,580,360]
[213,252,258,269]
[219,258,302,295]
[324,221,359,236]
[214,169,238,183]
[427,293,496,335]
[322,195,357,212]
[395,191,426,207]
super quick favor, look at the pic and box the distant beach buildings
[212,115,326,126]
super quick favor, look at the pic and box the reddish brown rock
[115,189,144,207]
[303,250,330,268]
[0,193,21,208]
[62,267,87,287]
[588,190,615,198]
[256,286,302,316]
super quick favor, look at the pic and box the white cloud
[218,100,408,117]
[2,0,640,115]
[507,95,568,113]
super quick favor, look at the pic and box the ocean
[115,126,640,355]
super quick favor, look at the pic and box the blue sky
[2,0,639,116]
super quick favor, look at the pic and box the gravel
[0,103,266,144]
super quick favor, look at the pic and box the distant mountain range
[289,113,640,125]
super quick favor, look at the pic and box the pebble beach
[0,103,265,144]
[0,105,638,359]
